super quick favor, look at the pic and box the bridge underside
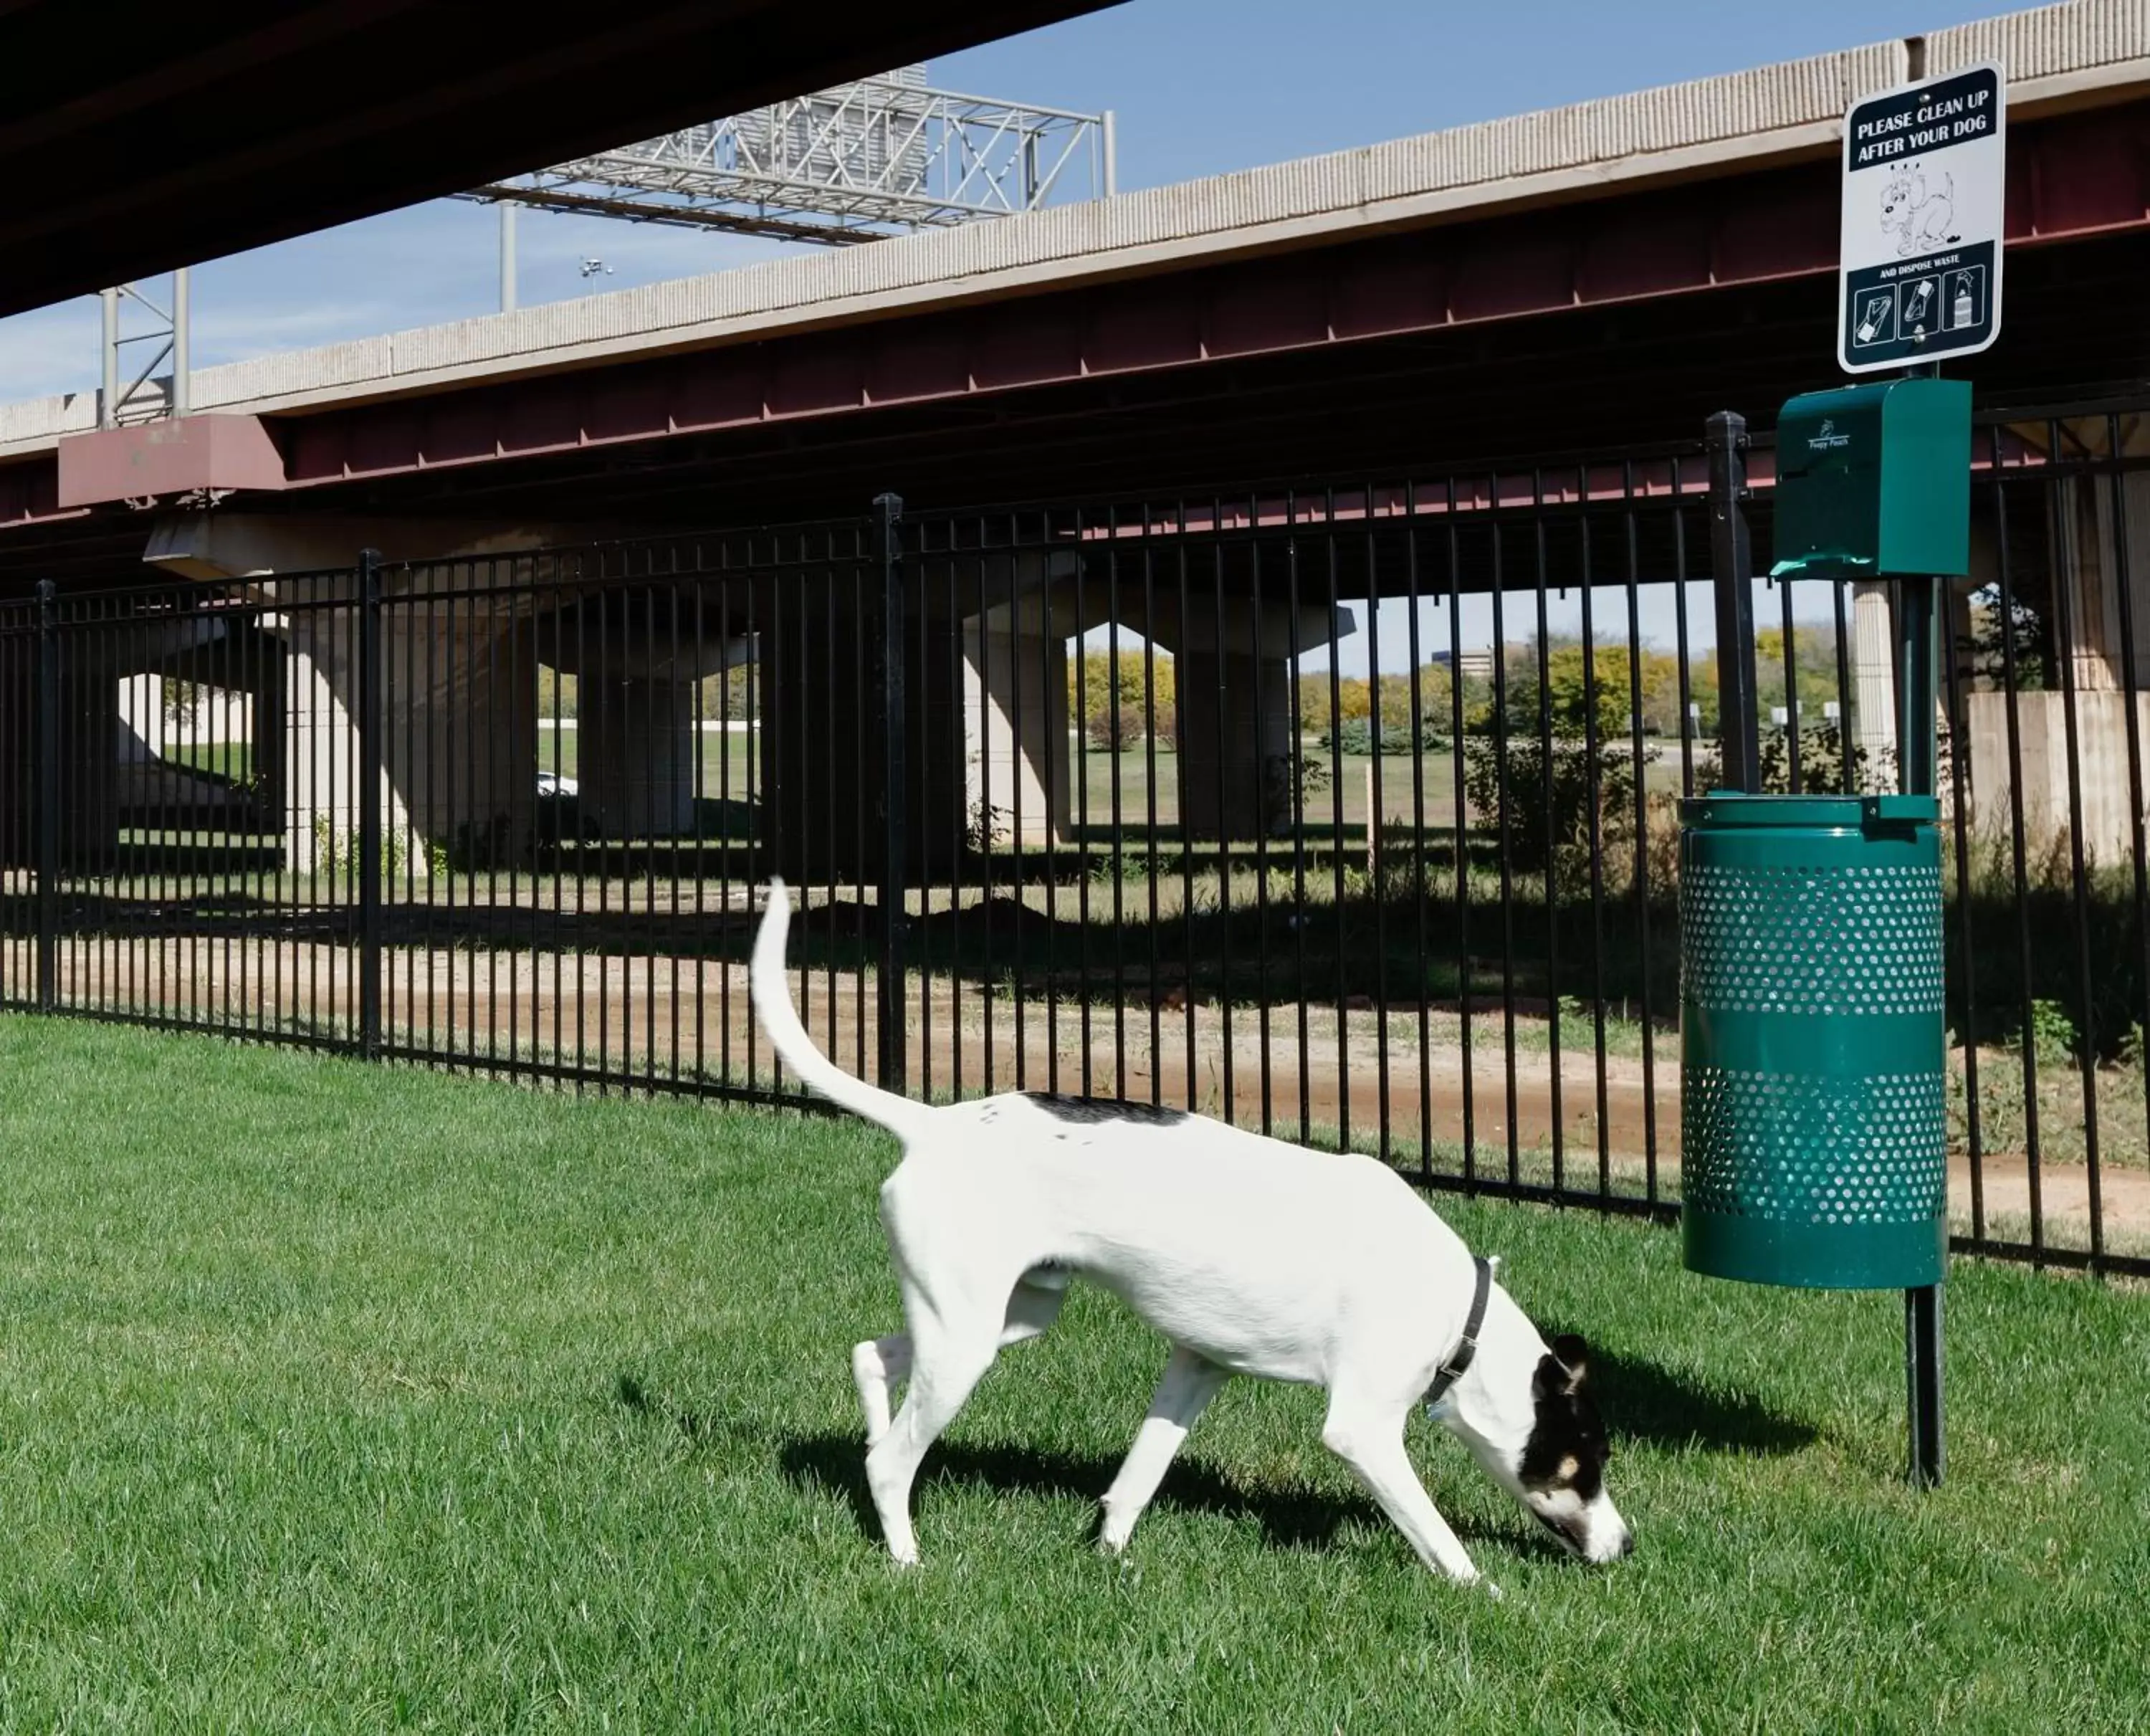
[0,0,1117,320]
[5,111,2148,885]
[6,221,2150,593]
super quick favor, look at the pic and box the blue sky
[0,0,2010,664]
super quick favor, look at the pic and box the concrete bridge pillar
[49,663,123,867]
[118,673,165,758]
[1150,594,1354,842]
[269,593,538,877]
[769,550,1080,879]
[143,512,624,871]
[934,566,1353,851]
[962,593,1071,851]
[1958,472,2150,862]
[577,676,697,839]
[0,639,24,870]
[383,604,540,869]
[0,664,111,870]
[0,614,238,870]
[762,584,876,880]
[1175,648,1296,840]
[2055,472,2150,691]
[543,589,754,843]
[278,607,411,878]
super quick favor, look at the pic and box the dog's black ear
[1549,1334,1590,1391]
[1532,1351,1575,1401]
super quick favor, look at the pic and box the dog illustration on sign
[1879,163,1959,257]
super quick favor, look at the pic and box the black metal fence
[3,401,2146,1277]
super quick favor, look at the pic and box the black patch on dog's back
[1026,1093,1190,1127]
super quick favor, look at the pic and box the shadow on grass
[772,1429,1417,1555]
[615,1347,1808,1563]
[1546,1341,1817,1457]
[613,1370,1520,1554]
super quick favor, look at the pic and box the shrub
[1461,737,1637,877]
[1328,719,1425,757]
[1084,701,1147,751]
[1754,720,1901,796]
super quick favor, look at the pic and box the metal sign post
[1838,62,2005,376]
[1858,55,2007,1484]
[1683,57,2005,1491]
[1838,54,2008,1479]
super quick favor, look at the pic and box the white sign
[1838,62,2005,374]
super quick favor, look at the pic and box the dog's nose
[1618,1530,1635,1560]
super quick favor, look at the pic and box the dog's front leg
[1099,1345,1227,1555]
[1321,1400,1487,1590]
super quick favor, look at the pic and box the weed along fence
[1,400,2146,1278]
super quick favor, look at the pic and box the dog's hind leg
[1320,1397,1484,1588]
[1000,1269,1070,1346]
[853,1335,912,1449]
[1098,1345,1228,1555]
[854,1277,1062,1449]
[864,1285,1008,1566]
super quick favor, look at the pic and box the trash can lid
[1678,791,1939,829]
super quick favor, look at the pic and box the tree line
[1069,626,1843,750]
[523,624,1847,750]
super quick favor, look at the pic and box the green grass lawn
[0,1016,2144,1732]
[538,724,754,799]
[159,740,254,784]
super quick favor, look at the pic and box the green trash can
[1679,791,1948,1289]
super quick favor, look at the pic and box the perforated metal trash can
[1678,792,1948,1289]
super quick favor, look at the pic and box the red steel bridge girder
[4,97,2146,533]
[275,102,2150,490]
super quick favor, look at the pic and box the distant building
[1430,648,1497,684]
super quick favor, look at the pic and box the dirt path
[1944,1154,2150,1252]
[9,934,2146,1253]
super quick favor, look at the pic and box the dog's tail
[750,878,932,1143]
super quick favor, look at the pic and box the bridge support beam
[543,589,755,846]
[279,603,540,876]
[577,677,699,839]
[3,614,248,870]
[1176,647,1296,841]
[1959,472,2150,864]
[1156,595,1352,844]
[940,561,1352,854]
[141,512,634,872]
[963,599,1071,852]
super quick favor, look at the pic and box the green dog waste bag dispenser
[1678,793,1947,1287]
[1681,376,1966,1296]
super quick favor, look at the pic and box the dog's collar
[1423,1256,1495,1409]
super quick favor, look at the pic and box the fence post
[356,550,383,1060]
[874,493,908,1095]
[33,579,57,1013]
[1706,411,1761,793]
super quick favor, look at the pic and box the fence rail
[3,399,2147,1277]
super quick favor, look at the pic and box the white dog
[751,879,1630,1589]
